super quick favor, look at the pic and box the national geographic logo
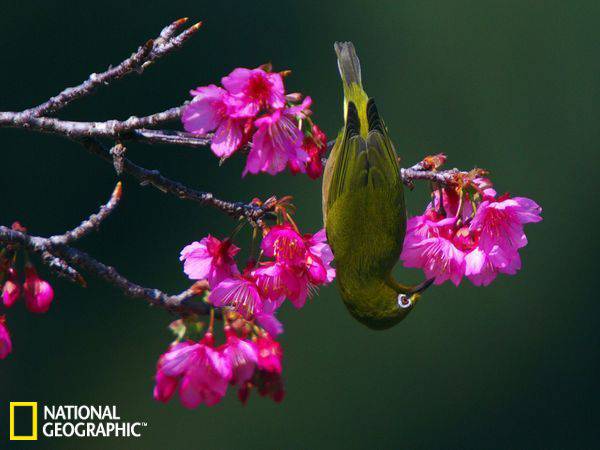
[10,402,38,440]
[8,402,147,440]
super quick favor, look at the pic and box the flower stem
[209,307,215,334]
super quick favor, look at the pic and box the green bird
[322,42,432,330]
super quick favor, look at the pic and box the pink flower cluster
[182,66,327,177]
[154,327,284,408]
[1,223,56,359]
[401,179,542,286]
[180,224,335,324]
[164,220,334,407]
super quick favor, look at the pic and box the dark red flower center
[247,74,271,102]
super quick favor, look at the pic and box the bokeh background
[1,1,598,448]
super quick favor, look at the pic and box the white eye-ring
[397,294,411,309]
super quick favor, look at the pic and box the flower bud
[285,92,303,102]
[23,266,54,314]
[2,268,21,308]
[0,317,12,359]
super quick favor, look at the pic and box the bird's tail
[334,41,362,88]
[334,41,369,132]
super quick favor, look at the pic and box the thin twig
[80,138,276,224]
[39,251,86,287]
[49,182,123,245]
[18,18,201,118]
[131,129,213,147]
[401,163,464,188]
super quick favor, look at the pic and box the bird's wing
[322,99,400,225]
[364,98,401,190]
[322,101,364,224]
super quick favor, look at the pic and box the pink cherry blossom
[222,328,258,386]
[428,188,473,221]
[178,345,231,407]
[209,275,264,318]
[23,266,54,314]
[401,181,542,287]
[261,225,335,281]
[304,125,328,179]
[255,299,284,336]
[261,224,307,266]
[182,67,325,179]
[461,194,540,285]
[224,331,285,405]
[252,263,294,305]
[402,210,454,247]
[0,317,12,359]
[401,212,465,286]
[255,334,283,374]
[153,369,178,403]
[2,267,20,307]
[155,334,232,408]
[180,235,240,289]
[465,246,521,286]
[306,228,336,283]
[255,225,335,308]
[182,85,247,159]
[452,226,477,252]
[157,341,196,378]
[282,274,310,308]
[254,227,306,305]
[470,195,542,254]
[402,234,465,286]
[289,125,328,179]
[243,100,312,176]
[472,177,497,198]
[237,332,285,404]
[221,67,285,117]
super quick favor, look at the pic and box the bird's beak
[409,278,435,295]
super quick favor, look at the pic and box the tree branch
[0,18,275,226]
[400,157,484,189]
[39,250,86,286]
[0,106,185,138]
[401,165,463,188]
[18,18,201,118]
[0,226,210,316]
[79,138,276,225]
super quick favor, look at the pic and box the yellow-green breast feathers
[323,42,428,330]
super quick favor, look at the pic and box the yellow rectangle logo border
[9,402,38,441]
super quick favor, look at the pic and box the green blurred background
[1,0,598,448]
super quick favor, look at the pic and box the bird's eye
[397,294,411,309]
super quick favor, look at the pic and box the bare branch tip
[113,181,123,200]
[79,277,88,288]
